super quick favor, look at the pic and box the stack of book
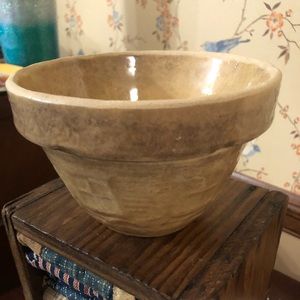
[17,234,134,300]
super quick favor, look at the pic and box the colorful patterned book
[26,250,103,299]
[18,233,134,300]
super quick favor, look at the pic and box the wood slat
[233,172,300,238]
[10,177,287,299]
[182,191,287,299]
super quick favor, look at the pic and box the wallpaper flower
[63,0,84,55]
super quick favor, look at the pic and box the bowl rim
[6,50,282,110]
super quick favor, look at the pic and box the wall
[55,0,300,280]
[275,232,300,281]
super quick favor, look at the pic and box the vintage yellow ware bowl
[6,51,281,236]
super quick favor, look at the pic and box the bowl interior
[13,52,273,102]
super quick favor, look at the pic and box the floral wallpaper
[62,0,84,55]
[56,0,300,195]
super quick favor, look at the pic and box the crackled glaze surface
[6,51,281,236]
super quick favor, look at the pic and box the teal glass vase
[0,0,58,66]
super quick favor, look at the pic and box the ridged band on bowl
[45,145,241,237]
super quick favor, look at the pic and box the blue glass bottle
[0,0,58,66]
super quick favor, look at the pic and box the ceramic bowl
[6,51,281,236]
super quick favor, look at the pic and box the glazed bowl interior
[13,52,275,102]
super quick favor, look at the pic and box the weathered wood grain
[233,172,300,238]
[4,177,287,299]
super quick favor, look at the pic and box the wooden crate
[2,176,287,299]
